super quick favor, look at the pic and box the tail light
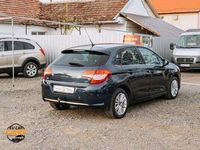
[43,67,52,80]
[40,48,46,56]
[82,69,112,84]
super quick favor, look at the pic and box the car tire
[105,88,128,119]
[23,62,38,78]
[165,77,179,99]
[49,102,70,110]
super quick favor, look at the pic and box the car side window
[14,41,24,50]
[113,50,122,65]
[138,47,162,65]
[0,41,5,52]
[122,48,143,65]
[5,41,21,51]
[5,41,35,51]
[122,49,134,65]
[5,41,13,51]
[23,42,35,49]
[5,41,12,51]
[113,48,143,65]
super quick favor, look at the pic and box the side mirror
[163,59,169,67]
[170,43,175,50]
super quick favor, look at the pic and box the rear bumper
[44,98,104,106]
[42,81,114,106]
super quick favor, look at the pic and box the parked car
[170,29,200,70]
[0,37,46,78]
[42,44,181,119]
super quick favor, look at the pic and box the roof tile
[0,0,40,18]
[40,0,128,23]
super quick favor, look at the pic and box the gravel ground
[0,72,199,150]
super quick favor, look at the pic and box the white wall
[0,23,173,63]
[0,24,58,35]
[0,21,127,36]
[160,13,199,31]
[198,12,200,28]
[0,22,128,63]
[122,0,156,17]
[17,31,127,63]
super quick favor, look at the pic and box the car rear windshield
[53,50,110,67]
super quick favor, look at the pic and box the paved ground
[181,70,200,85]
[0,72,199,150]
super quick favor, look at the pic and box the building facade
[151,0,200,31]
[0,0,183,60]
[0,0,158,35]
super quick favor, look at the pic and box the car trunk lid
[44,49,110,88]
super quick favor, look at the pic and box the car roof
[0,37,32,41]
[182,29,200,35]
[68,43,138,53]
[182,32,200,36]
[0,37,39,46]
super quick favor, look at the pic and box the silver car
[0,37,46,77]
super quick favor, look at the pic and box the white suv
[0,38,46,77]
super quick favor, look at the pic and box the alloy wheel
[114,93,128,116]
[171,79,179,97]
[26,64,37,77]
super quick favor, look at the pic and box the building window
[31,32,46,35]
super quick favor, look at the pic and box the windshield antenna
[84,28,95,47]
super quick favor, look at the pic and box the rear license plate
[180,64,190,67]
[53,85,74,94]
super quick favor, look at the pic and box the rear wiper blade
[69,62,85,67]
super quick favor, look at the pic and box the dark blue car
[42,44,181,118]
